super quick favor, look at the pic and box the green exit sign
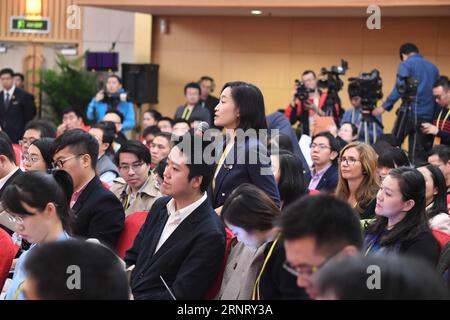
[10,16,50,33]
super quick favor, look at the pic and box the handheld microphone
[195,121,209,136]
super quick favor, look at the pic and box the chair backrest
[116,211,148,259]
[0,228,19,290]
[12,144,22,167]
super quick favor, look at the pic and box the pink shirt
[308,164,331,191]
[70,181,91,209]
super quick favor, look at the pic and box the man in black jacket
[0,68,36,143]
[52,129,125,248]
[125,133,226,300]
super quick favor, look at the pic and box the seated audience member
[198,76,220,127]
[150,132,174,170]
[23,138,54,172]
[172,119,191,137]
[189,116,203,131]
[125,134,226,300]
[157,117,174,133]
[103,110,128,146]
[3,170,73,300]
[142,109,162,130]
[21,120,56,152]
[89,123,119,186]
[174,82,211,125]
[336,142,380,219]
[278,195,363,299]
[142,125,161,147]
[376,147,410,182]
[308,132,340,193]
[56,108,89,137]
[111,141,161,216]
[364,167,440,266]
[428,145,450,194]
[23,240,129,300]
[417,164,450,234]
[338,122,358,144]
[372,134,401,156]
[154,157,167,191]
[312,255,449,300]
[87,74,135,133]
[52,129,125,248]
[221,184,308,300]
[271,150,307,208]
[270,133,294,154]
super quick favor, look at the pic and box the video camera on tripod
[397,76,419,104]
[348,69,384,143]
[317,59,349,93]
[293,80,315,101]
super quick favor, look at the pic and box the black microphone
[195,121,209,136]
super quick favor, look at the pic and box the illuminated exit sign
[10,16,51,33]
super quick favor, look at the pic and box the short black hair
[91,123,115,154]
[25,120,57,138]
[173,118,190,127]
[154,157,167,179]
[302,70,317,78]
[62,107,83,119]
[341,122,358,136]
[271,133,294,153]
[278,195,363,254]
[30,138,56,170]
[399,43,419,59]
[0,68,14,77]
[199,76,214,83]
[184,82,201,95]
[429,145,450,163]
[433,75,450,91]
[115,140,151,166]
[143,109,162,121]
[312,131,341,154]
[377,147,410,169]
[13,72,24,82]
[154,132,174,146]
[158,117,174,126]
[107,74,122,85]
[105,109,124,124]
[314,254,449,300]
[142,125,161,138]
[24,240,129,300]
[0,132,16,164]
[52,129,99,169]
[173,133,215,193]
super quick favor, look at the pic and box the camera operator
[421,76,450,146]
[372,43,439,163]
[87,75,135,136]
[341,82,383,144]
[284,70,327,136]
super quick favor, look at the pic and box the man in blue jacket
[87,75,135,135]
[372,43,439,163]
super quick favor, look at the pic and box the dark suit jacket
[125,196,226,300]
[200,95,219,127]
[71,176,125,248]
[0,169,23,235]
[174,104,211,125]
[211,136,281,209]
[315,163,339,194]
[0,88,36,143]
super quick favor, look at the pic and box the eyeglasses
[22,154,41,164]
[339,157,360,166]
[7,213,25,225]
[119,162,145,172]
[52,154,83,169]
[283,251,339,278]
[310,143,331,151]
[19,138,36,147]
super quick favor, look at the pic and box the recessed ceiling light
[251,10,262,15]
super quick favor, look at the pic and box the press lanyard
[252,236,280,300]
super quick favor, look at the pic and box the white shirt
[0,167,19,190]
[3,86,15,104]
[155,192,208,253]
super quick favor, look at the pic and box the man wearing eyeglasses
[110,140,161,216]
[52,129,125,248]
[278,194,363,299]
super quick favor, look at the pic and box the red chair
[432,229,450,252]
[204,227,235,300]
[0,228,19,290]
[12,144,23,166]
[116,211,148,259]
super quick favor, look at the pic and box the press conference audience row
[0,69,449,300]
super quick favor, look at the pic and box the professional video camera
[397,76,418,103]
[294,80,315,100]
[348,69,383,112]
[317,59,349,93]
[102,91,132,106]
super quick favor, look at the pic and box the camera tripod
[358,107,384,144]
